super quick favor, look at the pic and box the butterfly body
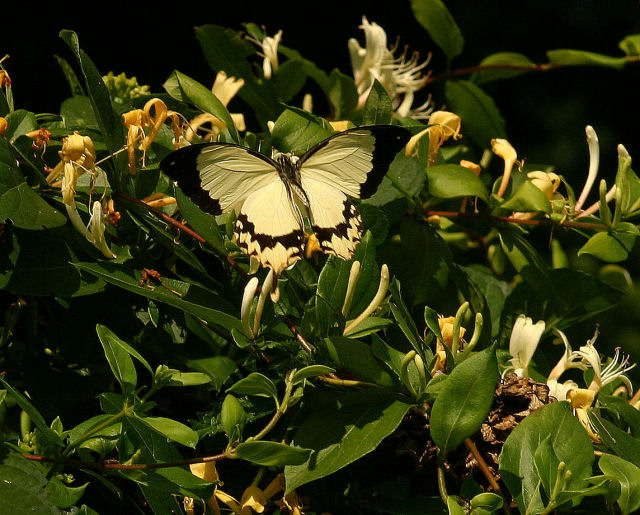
[161,125,410,275]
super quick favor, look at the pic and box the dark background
[4,1,640,360]
[4,0,640,178]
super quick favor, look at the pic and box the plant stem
[437,465,448,506]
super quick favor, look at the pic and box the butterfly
[161,125,410,276]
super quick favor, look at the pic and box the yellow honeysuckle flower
[431,315,467,374]
[212,70,245,106]
[122,98,183,173]
[0,69,11,88]
[527,171,561,200]
[567,388,602,443]
[491,138,518,197]
[405,111,461,166]
[0,117,7,135]
[247,29,283,79]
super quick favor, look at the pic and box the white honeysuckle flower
[575,333,637,393]
[348,17,395,96]
[211,71,245,107]
[87,201,116,259]
[348,16,430,119]
[507,314,546,377]
[547,377,579,401]
[247,29,283,79]
[547,329,589,381]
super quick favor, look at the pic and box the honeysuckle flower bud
[0,117,7,135]
[507,315,545,378]
[341,260,361,317]
[253,269,274,336]
[87,201,116,259]
[302,93,313,113]
[405,111,461,165]
[491,138,518,197]
[431,315,468,374]
[343,264,390,335]
[241,277,260,339]
[574,125,600,213]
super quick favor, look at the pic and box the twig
[464,438,511,515]
[424,210,610,231]
[22,452,228,470]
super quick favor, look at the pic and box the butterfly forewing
[297,125,410,258]
[161,143,279,215]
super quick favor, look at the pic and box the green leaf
[427,164,489,202]
[59,31,127,173]
[45,477,88,509]
[316,231,379,332]
[290,365,336,385]
[578,224,639,263]
[67,415,121,455]
[3,109,37,140]
[546,49,628,69]
[96,324,152,374]
[500,402,594,514]
[619,34,640,56]
[429,346,499,455]
[365,154,426,207]
[272,58,309,101]
[75,261,242,332]
[0,166,66,230]
[284,389,412,492]
[322,337,396,387]
[165,371,212,387]
[445,80,506,148]
[187,356,238,391]
[499,179,552,213]
[388,279,423,352]
[0,447,62,515]
[327,69,358,119]
[592,416,640,468]
[163,70,239,143]
[379,219,451,305]
[95,325,137,394]
[136,416,199,448]
[361,79,392,125]
[271,106,334,153]
[0,377,62,448]
[599,454,640,515]
[227,372,278,401]
[174,187,225,253]
[221,394,245,439]
[343,316,393,338]
[195,24,280,128]
[410,0,464,60]
[471,52,535,84]
[235,441,312,466]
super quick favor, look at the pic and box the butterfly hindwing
[235,179,305,274]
